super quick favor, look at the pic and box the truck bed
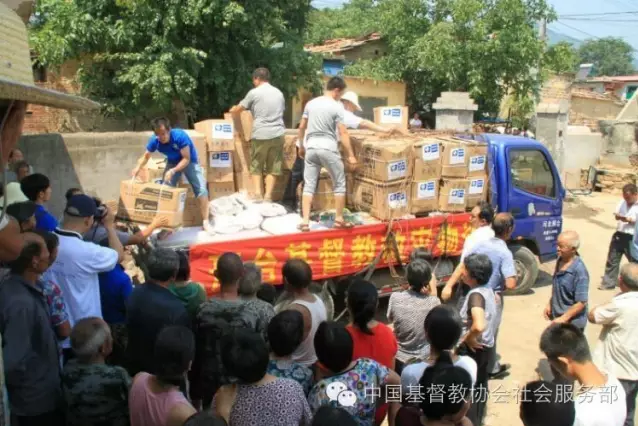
[187,213,472,295]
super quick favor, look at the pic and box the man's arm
[3,305,32,378]
[502,253,517,290]
[359,120,410,136]
[554,302,586,324]
[297,117,308,158]
[132,151,152,177]
[103,207,125,263]
[125,216,169,246]
[442,263,463,302]
[0,218,41,261]
[588,301,619,325]
[337,123,356,165]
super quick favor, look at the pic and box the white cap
[341,91,362,111]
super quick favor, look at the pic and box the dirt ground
[374,192,630,425]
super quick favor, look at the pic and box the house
[573,75,638,101]
[293,33,406,124]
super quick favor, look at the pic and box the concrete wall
[570,96,624,124]
[563,126,605,172]
[342,40,388,62]
[17,132,154,217]
[291,76,407,127]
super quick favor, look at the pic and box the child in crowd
[519,380,575,426]
[213,329,311,426]
[309,321,401,426]
[129,326,196,426]
[266,310,314,395]
[169,251,207,319]
[396,352,473,426]
[401,305,477,394]
[256,283,277,306]
[346,279,397,425]
[20,173,58,232]
[62,317,131,426]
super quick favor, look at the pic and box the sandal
[297,223,311,233]
[333,220,354,229]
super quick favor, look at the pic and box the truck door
[505,146,564,262]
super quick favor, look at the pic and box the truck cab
[463,134,565,294]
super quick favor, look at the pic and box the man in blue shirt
[20,173,58,232]
[132,117,209,228]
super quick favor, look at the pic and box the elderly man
[230,68,286,202]
[589,263,638,426]
[0,3,98,263]
[239,262,275,343]
[544,231,589,330]
[132,117,209,228]
[601,184,638,290]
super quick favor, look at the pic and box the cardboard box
[351,177,410,220]
[356,139,413,182]
[271,171,292,202]
[209,181,236,200]
[224,111,253,142]
[283,133,298,171]
[207,151,234,183]
[438,178,469,212]
[117,181,187,228]
[194,119,235,152]
[373,106,409,130]
[233,137,252,173]
[185,130,209,170]
[413,138,442,181]
[440,138,469,178]
[467,144,488,177]
[181,188,204,227]
[234,172,256,196]
[309,171,354,211]
[411,179,439,214]
[467,175,489,206]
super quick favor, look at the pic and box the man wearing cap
[43,195,124,363]
[0,2,99,263]
[230,67,286,202]
[132,117,210,229]
[284,91,406,211]
[5,201,36,232]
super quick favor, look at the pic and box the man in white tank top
[282,259,327,367]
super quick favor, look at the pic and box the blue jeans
[164,162,208,198]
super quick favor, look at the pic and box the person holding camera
[43,194,124,364]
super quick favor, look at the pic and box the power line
[560,11,638,17]
[561,18,638,22]
[553,20,638,52]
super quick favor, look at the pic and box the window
[358,96,388,121]
[626,85,638,100]
[509,149,555,198]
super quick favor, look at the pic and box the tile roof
[305,33,382,54]
[587,75,638,83]
[571,89,623,103]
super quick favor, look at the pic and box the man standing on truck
[297,77,357,231]
[230,68,286,202]
[132,118,209,229]
[600,184,638,290]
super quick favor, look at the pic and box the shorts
[303,148,346,195]
[250,136,284,176]
[164,162,208,198]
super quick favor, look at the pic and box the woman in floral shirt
[309,322,402,426]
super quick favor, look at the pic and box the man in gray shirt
[231,68,286,202]
[297,76,357,232]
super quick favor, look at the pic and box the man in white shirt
[43,194,124,363]
[590,263,638,426]
[409,112,423,129]
[601,184,638,290]
[441,201,496,302]
[540,323,627,426]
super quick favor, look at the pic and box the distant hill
[546,28,582,48]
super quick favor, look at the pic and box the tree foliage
[29,0,321,123]
[305,0,380,45]
[310,0,556,116]
[577,37,635,77]
[544,41,578,75]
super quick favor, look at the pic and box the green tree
[578,37,635,77]
[339,0,554,116]
[305,0,379,45]
[30,0,321,123]
[544,41,578,75]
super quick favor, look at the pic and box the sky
[311,0,638,51]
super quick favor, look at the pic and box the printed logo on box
[387,159,408,180]
[417,181,436,199]
[469,178,485,195]
[469,155,486,172]
[421,143,440,161]
[450,148,466,165]
[449,188,466,205]
[380,107,403,124]
[178,192,187,212]
[388,191,408,209]
[210,151,232,168]
[212,123,234,140]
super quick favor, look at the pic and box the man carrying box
[230,67,286,202]
[132,117,209,229]
[297,77,358,232]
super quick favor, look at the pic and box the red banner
[190,214,472,296]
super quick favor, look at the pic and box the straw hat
[0,3,100,110]
[341,91,362,111]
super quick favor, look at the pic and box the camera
[93,197,108,222]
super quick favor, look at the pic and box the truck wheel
[506,245,539,296]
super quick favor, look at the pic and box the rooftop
[571,89,623,103]
[305,32,382,54]
[585,75,638,83]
